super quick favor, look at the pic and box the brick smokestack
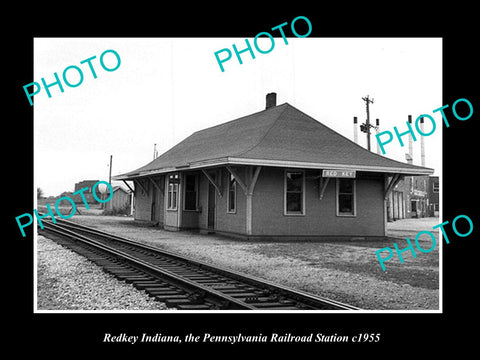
[266,92,277,109]
[420,117,426,167]
[406,115,413,164]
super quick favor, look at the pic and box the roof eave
[113,156,434,180]
[226,157,434,175]
[112,158,231,180]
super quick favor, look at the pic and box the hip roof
[114,103,433,180]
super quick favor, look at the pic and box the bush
[102,204,131,216]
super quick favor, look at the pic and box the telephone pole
[108,155,112,184]
[103,154,113,207]
[360,95,375,151]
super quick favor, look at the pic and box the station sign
[322,169,356,178]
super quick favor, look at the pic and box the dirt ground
[43,215,440,310]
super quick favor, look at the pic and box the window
[433,182,439,193]
[337,179,355,216]
[167,173,179,210]
[285,171,304,215]
[227,174,236,213]
[184,174,198,211]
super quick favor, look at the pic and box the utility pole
[103,154,113,208]
[109,155,112,184]
[360,95,375,151]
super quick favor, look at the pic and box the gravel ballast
[53,215,440,311]
[36,235,168,311]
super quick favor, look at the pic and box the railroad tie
[39,220,360,311]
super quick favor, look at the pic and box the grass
[252,240,439,290]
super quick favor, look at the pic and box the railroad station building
[114,93,433,240]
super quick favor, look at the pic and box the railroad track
[38,218,360,311]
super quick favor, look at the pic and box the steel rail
[39,218,361,310]
[41,221,256,310]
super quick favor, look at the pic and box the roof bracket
[226,165,262,196]
[135,178,148,195]
[226,165,247,194]
[148,176,164,195]
[247,166,262,195]
[201,169,223,197]
[319,176,330,200]
[384,174,403,200]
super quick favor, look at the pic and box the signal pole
[361,95,375,151]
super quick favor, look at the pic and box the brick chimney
[266,92,277,109]
[420,117,426,167]
[408,115,413,164]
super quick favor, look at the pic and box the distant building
[388,175,428,220]
[427,176,439,217]
[74,180,101,204]
[60,191,74,199]
[105,186,132,213]
[383,115,439,220]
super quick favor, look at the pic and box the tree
[37,187,44,199]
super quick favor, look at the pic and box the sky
[34,37,442,197]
